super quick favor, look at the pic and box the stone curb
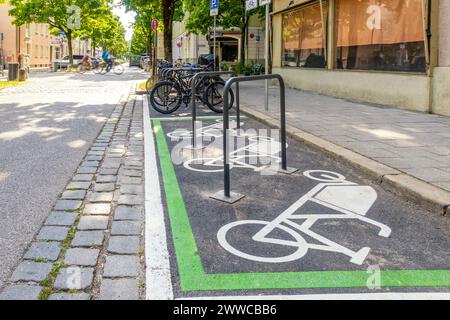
[135,83,146,96]
[240,106,450,216]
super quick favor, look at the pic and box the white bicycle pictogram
[217,170,392,265]
[167,119,240,141]
[183,135,283,173]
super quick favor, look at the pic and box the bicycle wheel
[77,64,86,74]
[217,220,308,263]
[99,64,107,75]
[204,81,235,113]
[149,81,182,114]
[183,157,224,173]
[92,65,101,74]
[113,64,124,75]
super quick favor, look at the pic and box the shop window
[335,0,427,73]
[282,2,328,68]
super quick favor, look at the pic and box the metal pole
[279,77,287,170]
[213,16,217,71]
[264,4,270,111]
[223,84,230,197]
[236,83,240,129]
[152,30,157,79]
[192,76,197,149]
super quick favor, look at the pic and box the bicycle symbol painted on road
[184,135,283,173]
[217,170,391,265]
[167,120,239,141]
[167,121,285,173]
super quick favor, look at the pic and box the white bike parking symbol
[217,170,391,265]
[167,121,284,173]
[167,120,239,141]
[184,135,283,173]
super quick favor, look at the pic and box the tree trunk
[161,0,175,62]
[240,16,249,64]
[67,31,73,65]
[147,31,152,56]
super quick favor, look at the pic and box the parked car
[53,55,84,69]
[129,55,141,67]
[139,55,151,69]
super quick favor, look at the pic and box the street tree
[123,0,183,62]
[9,0,111,64]
[84,12,128,56]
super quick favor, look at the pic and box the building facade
[172,15,266,66]
[1,4,90,69]
[271,0,450,116]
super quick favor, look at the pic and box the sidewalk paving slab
[238,82,450,215]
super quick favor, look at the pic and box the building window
[282,2,328,68]
[335,0,427,73]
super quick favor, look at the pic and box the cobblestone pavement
[238,81,450,192]
[0,84,146,299]
[0,68,146,290]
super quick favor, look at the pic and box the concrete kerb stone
[381,174,450,216]
[240,105,450,216]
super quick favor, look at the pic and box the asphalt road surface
[147,104,450,298]
[0,67,146,289]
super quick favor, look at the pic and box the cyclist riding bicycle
[82,50,92,69]
[102,49,113,72]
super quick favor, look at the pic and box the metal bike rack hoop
[211,74,298,204]
[189,71,236,150]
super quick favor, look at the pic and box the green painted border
[153,120,450,292]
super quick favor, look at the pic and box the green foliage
[220,62,229,71]
[8,0,127,60]
[233,62,262,75]
[124,0,184,61]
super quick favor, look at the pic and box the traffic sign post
[210,0,219,70]
[151,19,159,78]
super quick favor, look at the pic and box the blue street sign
[210,0,219,16]
[59,30,65,35]
[210,0,219,9]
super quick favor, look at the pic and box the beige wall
[431,0,450,116]
[274,67,430,112]
[439,0,450,67]
[0,4,18,64]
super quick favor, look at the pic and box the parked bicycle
[149,64,234,114]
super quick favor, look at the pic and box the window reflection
[335,0,427,72]
[282,2,328,68]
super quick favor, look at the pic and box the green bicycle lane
[145,101,450,299]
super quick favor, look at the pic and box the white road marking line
[179,292,450,300]
[143,95,174,300]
